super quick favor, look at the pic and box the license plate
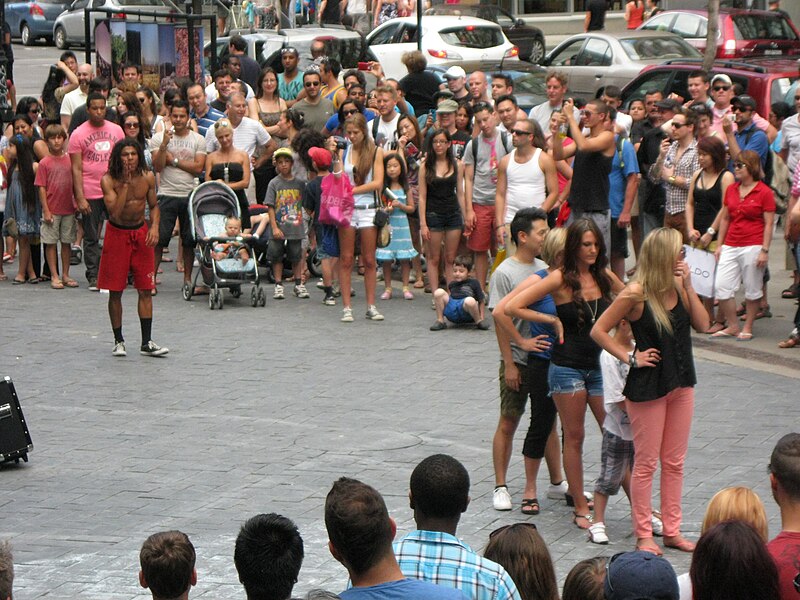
[764,49,782,55]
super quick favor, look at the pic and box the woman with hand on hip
[591,227,708,556]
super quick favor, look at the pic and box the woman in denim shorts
[507,219,623,530]
[418,128,465,292]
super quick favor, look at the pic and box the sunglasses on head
[280,46,298,56]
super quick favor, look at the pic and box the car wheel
[54,26,68,50]
[530,37,546,64]
[21,24,34,46]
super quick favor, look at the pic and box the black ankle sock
[295,278,302,286]
[324,286,333,296]
[113,327,124,344]
[140,318,152,346]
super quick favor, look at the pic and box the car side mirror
[515,18,525,27]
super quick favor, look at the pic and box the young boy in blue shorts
[430,255,490,331]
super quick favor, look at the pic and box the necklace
[586,299,599,324]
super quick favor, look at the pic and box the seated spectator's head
[409,454,469,523]
[484,524,558,600]
[702,487,768,542]
[562,557,606,600]
[234,513,304,600]
[690,521,779,600]
[306,591,341,600]
[604,551,678,600]
[325,477,395,578]
[0,540,12,600]
[769,432,800,507]
[138,531,196,600]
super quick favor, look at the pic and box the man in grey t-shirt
[464,103,511,291]
[487,207,563,512]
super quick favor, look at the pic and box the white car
[366,15,520,80]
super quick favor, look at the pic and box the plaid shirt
[393,530,522,600]
[649,139,699,215]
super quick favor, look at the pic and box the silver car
[541,30,701,99]
[53,0,177,49]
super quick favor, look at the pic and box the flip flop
[63,278,79,288]
[12,278,26,285]
[706,321,727,334]
[413,279,425,289]
[736,332,753,341]
[50,279,64,289]
[709,330,736,338]
[520,498,540,515]
[0,273,7,281]
[2,253,13,263]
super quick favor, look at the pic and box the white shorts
[714,244,764,301]
[351,207,376,230]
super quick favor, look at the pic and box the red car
[639,8,800,59]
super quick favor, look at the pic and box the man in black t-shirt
[585,0,607,31]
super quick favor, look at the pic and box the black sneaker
[430,320,447,331]
[88,279,99,292]
[140,341,169,357]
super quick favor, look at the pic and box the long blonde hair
[632,227,683,334]
[702,486,769,542]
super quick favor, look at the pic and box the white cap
[711,73,732,86]
[444,66,466,79]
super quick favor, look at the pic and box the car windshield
[511,72,547,96]
[439,26,503,48]
[732,14,799,41]
[620,36,701,60]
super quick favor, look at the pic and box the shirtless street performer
[98,139,169,357]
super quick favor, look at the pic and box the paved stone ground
[0,253,796,600]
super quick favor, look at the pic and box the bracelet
[629,354,637,369]
[706,227,716,235]
[761,247,769,253]
[668,175,676,185]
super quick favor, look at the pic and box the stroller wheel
[183,282,193,301]
[250,287,258,307]
[215,288,224,309]
[307,248,322,278]
[258,287,266,306]
[208,291,216,310]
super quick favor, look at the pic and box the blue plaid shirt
[393,530,522,600]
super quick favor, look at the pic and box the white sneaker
[546,480,569,499]
[341,308,354,323]
[294,283,310,298]
[588,522,609,544]
[273,284,285,300]
[365,305,384,321]
[651,512,664,536]
[316,279,325,289]
[140,340,169,357]
[112,341,126,357]
[493,486,512,511]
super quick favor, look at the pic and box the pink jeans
[625,386,694,538]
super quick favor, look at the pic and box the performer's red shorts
[97,221,155,292]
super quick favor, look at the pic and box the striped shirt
[393,530,521,600]
[192,106,226,138]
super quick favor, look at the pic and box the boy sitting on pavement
[431,255,490,331]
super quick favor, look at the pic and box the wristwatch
[668,175,677,185]
[629,354,637,369]
[172,157,179,167]
[706,227,716,236]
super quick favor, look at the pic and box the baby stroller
[184,181,266,310]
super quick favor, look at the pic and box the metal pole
[210,15,218,74]
[85,7,92,64]
[186,3,196,82]
[416,0,421,51]
[0,1,11,122]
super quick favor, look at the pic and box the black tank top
[691,171,723,234]
[569,149,612,212]
[426,170,459,215]
[551,297,610,370]
[623,298,697,402]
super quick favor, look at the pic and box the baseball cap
[308,146,332,169]
[711,74,733,87]
[444,66,466,79]
[604,551,679,600]
[654,98,682,112]
[436,99,459,113]
[273,147,294,161]
[732,94,757,111]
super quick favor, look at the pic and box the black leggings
[522,356,558,459]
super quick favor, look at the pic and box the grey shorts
[268,238,303,264]
[594,429,634,496]
[40,214,77,245]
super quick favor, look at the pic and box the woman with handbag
[418,128,465,293]
[591,227,708,555]
[327,113,385,323]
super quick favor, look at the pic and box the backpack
[471,131,511,165]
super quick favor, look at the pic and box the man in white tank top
[494,119,558,255]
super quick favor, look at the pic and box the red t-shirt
[767,530,800,600]
[723,180,775,247]
[34,154,75,216]
[67,120,124,200]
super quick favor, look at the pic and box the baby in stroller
[211,216,251,263]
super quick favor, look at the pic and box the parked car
[540,30,701,99]
[204,26,365,73]
[5,0,71,45]
[639,8,800,59]
[424,5,545,64]
[620,57,800,118]
[53,0,177,49]
[365,16,520,81]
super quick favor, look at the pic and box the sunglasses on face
[713,85,731,91]
[672,122,687,128]
[510,128,533,136]
[733,106,751,113]
[734,162,746,169]
[305,81,320,87]
[342,109,358,116]
[124,122,139,129]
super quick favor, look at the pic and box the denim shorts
[548,363,603,397]
[426,211,463,232]
[443,298,473,323]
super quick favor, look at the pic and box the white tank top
[504,147,545,223]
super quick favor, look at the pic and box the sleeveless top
[550,296,611,370]
[505,148,545,223]
[344,144,375,207]
[528,268,557,361]
[569,149,612,212]
[425,169,459,215]
[209,162,247,205]
[627,1,644,28]
[624,298,697,402]
[692,171,724,234]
